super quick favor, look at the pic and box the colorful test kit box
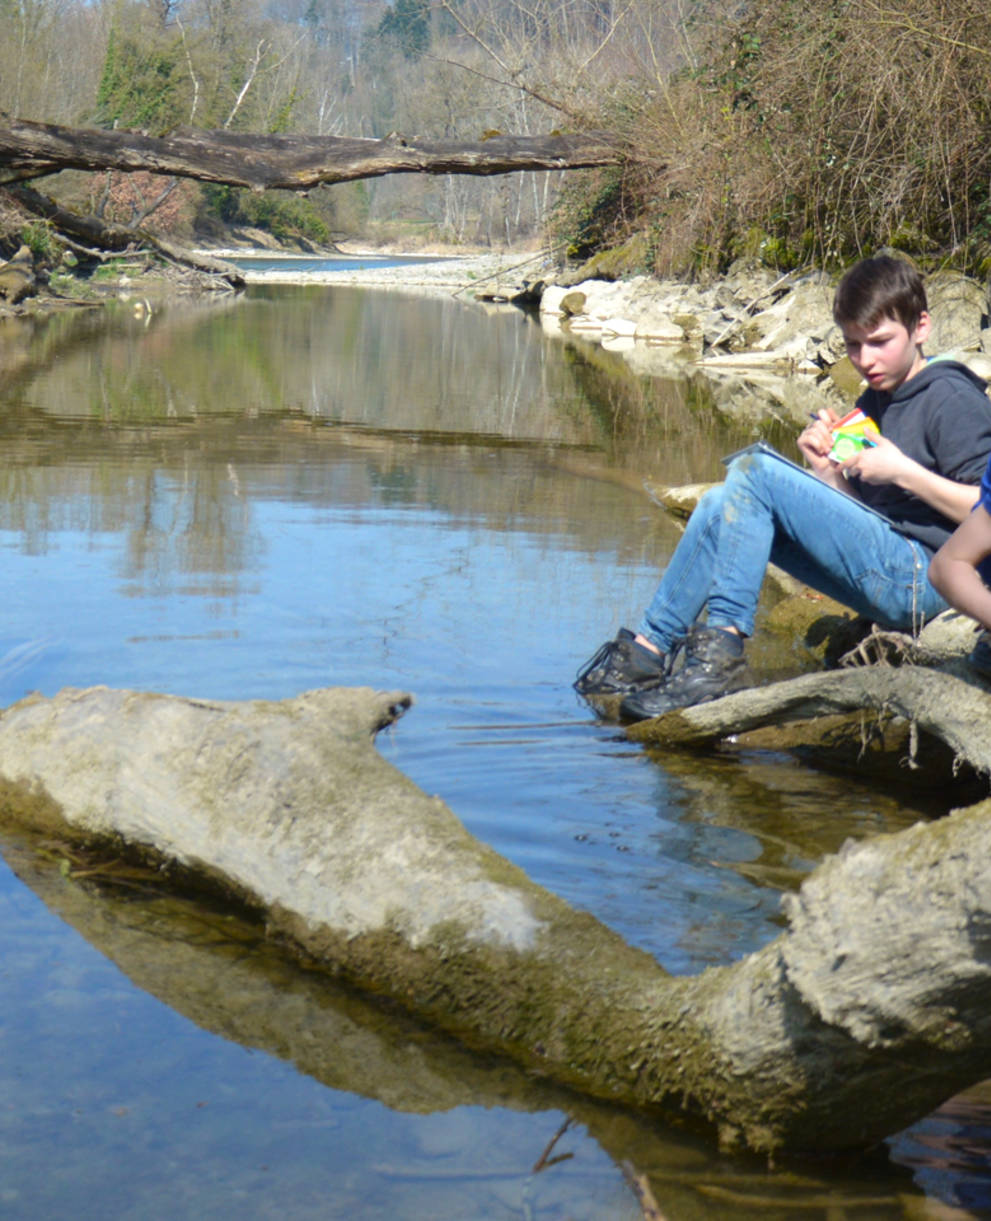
[828,409,879,462]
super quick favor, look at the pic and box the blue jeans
[637,450,947,651]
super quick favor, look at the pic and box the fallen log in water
[2,684,991,1154]
[626,661,991,774]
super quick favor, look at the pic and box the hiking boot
[969,630,991,681]
[619,625,746,722]
[574,628,669,696]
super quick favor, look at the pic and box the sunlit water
[0,277,988,1218]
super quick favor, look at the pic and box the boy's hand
[797,408,841,477]
[839,433,912,484]
[840,434,979,522]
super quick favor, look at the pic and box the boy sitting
[928,456,991,678]
[576,256,991,721]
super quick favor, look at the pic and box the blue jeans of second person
[637,450,948,652]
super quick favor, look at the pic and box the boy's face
[841,311,930,393]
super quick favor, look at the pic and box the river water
[0,266,988,1218]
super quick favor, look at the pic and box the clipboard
[721,440,894,524]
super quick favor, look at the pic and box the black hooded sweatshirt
[854,357,991,553]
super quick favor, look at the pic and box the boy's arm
[841,435,980,523]
[928,505,991,630]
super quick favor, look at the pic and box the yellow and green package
[828,409,879,462]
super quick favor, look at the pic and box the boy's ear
[914,310,931,345]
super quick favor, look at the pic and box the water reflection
[0,827,925,1220]
[0,287,983,1217]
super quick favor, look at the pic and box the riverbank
[218,246,548,295]
[6,237,991,436]
[208,246,991,429]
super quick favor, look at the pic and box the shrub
[554,0,991,274]
[20,220,59,264]
[200,186,332,245]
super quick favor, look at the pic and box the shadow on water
[0,286,989,1217]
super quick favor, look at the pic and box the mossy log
[2,684,991,1155]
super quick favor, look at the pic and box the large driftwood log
[2,684,991,1155]
[0,116,622,190]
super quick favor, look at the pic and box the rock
[644,480,715,517]
[538,284,571,316]
[926,271,988,353]
[916,607,982,662]
[747,273,835,358]
[567,312,603,334]
[534,263,991,430]
[633,307,688,343]
[698,365,847,428]
[559,290,587,316]
[0,244,36,304]
[601,316,638,338]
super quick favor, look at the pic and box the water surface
[0,282,987,1218]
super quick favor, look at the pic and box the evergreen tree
[94,21,187,131]
[376,0,430,61]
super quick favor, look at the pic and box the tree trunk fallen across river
[1,683,991,1155]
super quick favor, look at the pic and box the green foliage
[95,23,188,132]
[268,88,298,135]
[19,220,59,264]
[201,186,331,245]
[547,169,630,261]
[375,0,431,61]
[91,257,134,282]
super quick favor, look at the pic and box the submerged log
[2,683,991,1154]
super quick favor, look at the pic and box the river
[0,265,988,1218]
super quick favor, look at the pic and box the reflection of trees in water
[0,424,262,596]
[562,339,802,486]
[117,461,260,598]
[17,289,591,441]
[0,287,802,596]
[0,417,685,602]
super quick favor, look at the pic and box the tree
[375,0,430,60]
[94,21,189,131]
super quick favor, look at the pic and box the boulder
[747,273,835,359]
[0,244,36,304]
[538,284,571,316]
[926,271,988,353]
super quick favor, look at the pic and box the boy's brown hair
[833,255,928,332]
